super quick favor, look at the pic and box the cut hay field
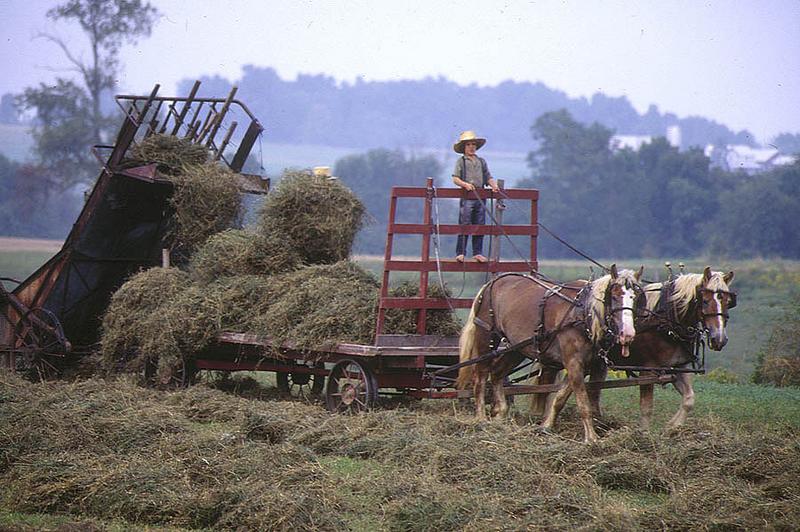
[2,242,799,530]
[0,372,798,531]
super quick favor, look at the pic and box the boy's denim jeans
[456,199,486,256]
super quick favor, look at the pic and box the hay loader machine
[0,82,267,379]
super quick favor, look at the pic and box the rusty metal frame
[1,82,267,367]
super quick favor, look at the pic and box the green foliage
[334,148,443,254]
[0,154,82,238]
[16,0,160,188]
[520,109,800,259]
[709,161,800,258]
[753,294,800,387]
[17,80,98,186]
[703,367,740,385]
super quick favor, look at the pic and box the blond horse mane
[644,272,731,320]
[587,269,640,344]
[669,272,730,319]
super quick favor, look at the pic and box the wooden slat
[389,223,538,236]
[390,186,539,200]
[215,332,459,358]
[380,297,473,309]
[384,260,535,272]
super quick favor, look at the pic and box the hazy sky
[1,0,798,143]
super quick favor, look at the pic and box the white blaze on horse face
[709,292,728,349]
[621,286,636,340]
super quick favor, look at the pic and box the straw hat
[313,166,338,180]
[453,130,487,154]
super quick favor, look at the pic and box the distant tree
[637,139,716,255]
[522,109,621,257]
[708,161,800,258]
[0,94,19,124]
[334,148,443,253]
[188,67,748,152]
[0,154,79,238]
[519,110,726,259]
[17,0,159,189]
[772,133,800,155]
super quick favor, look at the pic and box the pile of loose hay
[101,267,191,374]
[103,260,461,375]
[753,296,800,386]
[257,171,366,265]
[167,164,243,258]
[100,161,458,377]
[128,133,210,175]
[125,134,244,260]
[2,372,798,530]
[189,229,301,283]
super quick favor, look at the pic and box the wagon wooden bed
[192,178,679,412]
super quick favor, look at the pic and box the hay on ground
[3,371,798,531]
[257,171,366,264]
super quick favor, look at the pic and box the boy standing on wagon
[452,130,500,263]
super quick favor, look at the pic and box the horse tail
[456,283,488,390]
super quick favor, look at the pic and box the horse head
[697,266,736,350]
[593,264,645,357]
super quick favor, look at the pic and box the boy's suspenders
[460,156,488,186]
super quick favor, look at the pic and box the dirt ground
[0,237,62,253]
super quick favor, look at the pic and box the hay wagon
[0,83,679,413]
[192,177,553,412]
[193,179,678,413]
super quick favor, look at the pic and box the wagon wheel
[276,361,325,399]
[13,307,68,380]
[141,356,197,389]
[325,359,378,413]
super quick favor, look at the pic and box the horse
[456,264,644,443]
[532,266,736,429]
[592,266,736,428]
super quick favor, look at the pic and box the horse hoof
[534,424,554,436]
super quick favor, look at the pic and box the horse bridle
[696,287,738,321]
[603,279,646,332]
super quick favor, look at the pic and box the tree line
[518,110,799,259]
[177,68,760,153]
[3,1,798,261]
[333,110,800,260]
